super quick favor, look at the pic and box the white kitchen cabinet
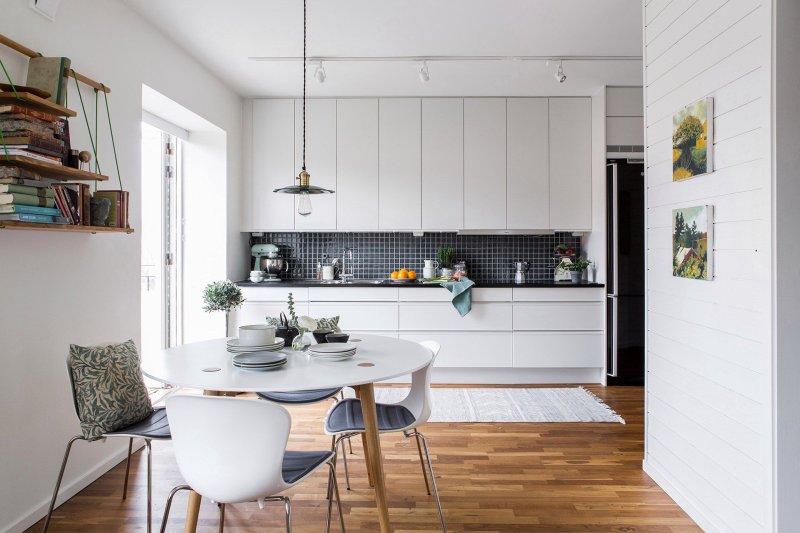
[512,287,603,302]
[513,302,604,331]
[309,302,398,331]
[507,98,549,230]
[401,331,513,368]
[513,332,604,368]
[399,302,512,331]
[251,99,296,230]
[399,287,511,302]
[379,98,421,230]
[549,98,592,231]
[337,99,379,230]
[294,99,337,230]
[421,98,463,230]
[463,98,507,229]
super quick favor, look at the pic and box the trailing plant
[202,280,245,334]
[287,291,298,327]
[437,245,456,268]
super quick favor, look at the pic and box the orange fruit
[398,270,409,279]
[408,270,417,279]
[399,268,409,276]
[390,271,399,279]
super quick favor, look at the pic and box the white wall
[773,0,800,528]
[642,0,774,531]
[0,1,243,531]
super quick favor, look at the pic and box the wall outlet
[29,0,61,21]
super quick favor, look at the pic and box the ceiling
[123,0,643,97]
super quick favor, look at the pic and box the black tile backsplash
[250,232,582,284]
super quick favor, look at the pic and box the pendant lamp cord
[302,0,307,172]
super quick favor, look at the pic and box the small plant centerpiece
[292,316,318,352]
[202,280,245,334]
[437,245,456,278]
[557,257,592,283]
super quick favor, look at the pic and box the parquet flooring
[25,385,701,532]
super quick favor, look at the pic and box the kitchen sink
[296,279,387,285]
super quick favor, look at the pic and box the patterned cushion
[68,340,153,440]
[265,315,341,332]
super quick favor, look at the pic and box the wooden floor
[27,386,700,532]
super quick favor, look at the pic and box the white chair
[324,340,445,532]
[160,394,345,533]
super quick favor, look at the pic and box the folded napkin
[440,277,475,317]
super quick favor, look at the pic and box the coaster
[357,362,375,367]
[202,367,221,372]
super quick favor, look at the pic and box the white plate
[228,345,284,353]
[308,342,357,354]
[232,352,287,366]
[227,338,284,349]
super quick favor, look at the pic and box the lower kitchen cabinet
[401,331,513,368]
[513,302,604,331]
[399,302,512,331]
[309,301,398,331]
[513,331,603,368]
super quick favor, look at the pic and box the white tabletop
[141,334,432,393]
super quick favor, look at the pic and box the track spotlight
[554,60,566,83]
[418,60,430,83]
[314,61,326,83]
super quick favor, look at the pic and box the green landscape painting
[672,97,714,181]
[673,205,713,281]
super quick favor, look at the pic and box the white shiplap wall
[642,0,773,532]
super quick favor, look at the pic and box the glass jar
[292,329,313,352]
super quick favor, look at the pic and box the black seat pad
[257,388,342,404]
[325,398,416,434]
[282,450,333,484]
[106,407,170,439]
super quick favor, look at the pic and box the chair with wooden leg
[324,340,445,532]
[43,341,170,533]
[160,394,346,533]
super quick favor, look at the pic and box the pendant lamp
[273,0,334,216]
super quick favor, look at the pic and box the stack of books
[0,168,67,224]
[0,105,66,165]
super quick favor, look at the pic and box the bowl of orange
[388,268,417,283]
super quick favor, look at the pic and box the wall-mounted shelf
[0,220,133,233]
[0,91,76,117]
[0,155,108,181]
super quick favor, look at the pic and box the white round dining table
[141,334,433,533]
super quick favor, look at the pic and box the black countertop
[237,280,604,288]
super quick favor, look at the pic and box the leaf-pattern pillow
[68,340,153,440]
[265,315,341,332]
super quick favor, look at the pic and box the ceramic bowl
[325,332,350,343]
[312,330,334,343]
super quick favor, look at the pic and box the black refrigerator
[606,160,645,386]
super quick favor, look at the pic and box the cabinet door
[295,99,336,230]
[337,99,379,230]
[549,98,592,231]
[421,98,463,230]
[379,98,421,229]
[507,98,549,229]
[463,98,506,229]
[252,99,295,230]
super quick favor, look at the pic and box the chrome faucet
[340,248,354,283]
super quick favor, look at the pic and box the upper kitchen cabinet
[464,98,507,230]
[337,99,379,230]
[294,99,337,230]
[506,98,549,230]
[251,99,296,231]
[421,98,463,230]
[379,99,421,230]
[549,98,592,231]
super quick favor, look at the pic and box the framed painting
[672,97,714,181]
[672,205,713,281]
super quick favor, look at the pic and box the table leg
[183,389,223,533]
[355,383,392,533]
[354,386,374,487]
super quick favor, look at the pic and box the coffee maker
[251,243,288,282]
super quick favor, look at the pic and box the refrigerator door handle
[610,163,619,297]
[607,294,618,377]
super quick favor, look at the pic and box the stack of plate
[308,342,358,361]
[232,351,287,371]
[227,338,285,353]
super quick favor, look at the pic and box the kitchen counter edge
[237,280,605,288]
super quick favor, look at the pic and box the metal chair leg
[325,461,346,533]
[122,437,133,500]
[218,502,226,533]
[159,485,191,533]
[335,436,351,490]
[42,435,85,533]
[346,434,353,455]
[413,432,431,495]
[415,432,446,533]
[145,439,153,533]
[283,496,292,533]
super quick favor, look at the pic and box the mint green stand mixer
[251,243,287,282]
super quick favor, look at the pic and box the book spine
[0,149,63,164]
[0,105,59,122]
[0,193,55,207]
[51,186,72,223]
[0,184,54,197]
[0,213,55,223]
[0,204,62,216]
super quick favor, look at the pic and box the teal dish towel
[441,277,475,317]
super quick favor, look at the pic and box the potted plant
[202,280,245,334]
[437,246,456,278]
[557,257,592,283]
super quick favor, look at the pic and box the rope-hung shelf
[0,33,132,234]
